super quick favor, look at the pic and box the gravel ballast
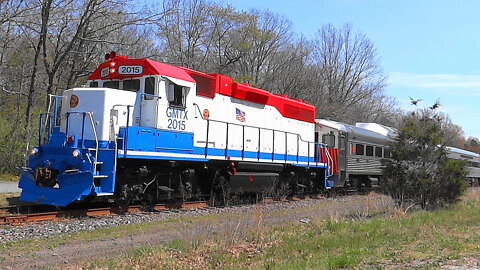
[0,194,393,269]
[1,196,382,243]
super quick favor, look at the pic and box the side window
[104,81,119,89]
[366,145,373,156]
[355,144,364,155]
[375,147,383,157]
[89,81,98,87]
[144,77,155,100]
[384,148,391,158]
[167,82,187,107]
[123,79,140,92]
[322,134,335,148]
[339,135,346,150]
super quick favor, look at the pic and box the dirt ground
[0,194,393,269]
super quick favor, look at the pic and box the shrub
[381,110,468,210]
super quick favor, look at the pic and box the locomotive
[19,52,332,206]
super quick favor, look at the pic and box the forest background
[0,0,475,174]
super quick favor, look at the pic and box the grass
[0,215,190,254]
[82,190,480,269]
[0,207,279,255]
[0,173,19,182]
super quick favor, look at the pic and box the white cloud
[388,72,480,89]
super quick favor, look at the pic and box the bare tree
[310,24,387,122]
[440,116,465,148]
[202,3,251,74]
[156,0,211,69]
[40,0,161,100]
[23,0,51,152]
[233,10,293,85]
[258,39,311,98]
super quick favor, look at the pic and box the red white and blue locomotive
[19,53,333,206]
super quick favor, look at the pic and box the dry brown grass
[461,187,480,202]
[0,192,20,206]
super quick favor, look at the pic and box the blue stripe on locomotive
[119,126,324,164]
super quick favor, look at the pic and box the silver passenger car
[446,146,480,185]
[315,120,392,189]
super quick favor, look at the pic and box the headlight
[72,149,81,158]
[29,147,39,156]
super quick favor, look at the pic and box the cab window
[123,79,140,92]
[145,77,155,95]
[89,81,98,87]
[167,82,188,107]
[103,81,119,89]
[322,134,335,148]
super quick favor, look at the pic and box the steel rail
[0,194,337,226]
[0,201,209,226]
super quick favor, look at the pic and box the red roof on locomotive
[89,54,315,123]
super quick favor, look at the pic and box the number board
[118,65,143,75]
[101,67,109,77]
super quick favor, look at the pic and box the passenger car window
[384,148,392,158]
[375,147,383,157]
[366,145,374,156]
[355,144,364,155]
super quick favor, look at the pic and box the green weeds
[88,199,480,269]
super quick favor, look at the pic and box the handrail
[193,103,315,142]
[47,94,64,127]
[324,147,334,177]
[111,104,134,158]
[38,112,60,146]
[192,103,328,165]
[137,92,162,99]
[86,112,99,172]
[65,111,99,172]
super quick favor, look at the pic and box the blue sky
[223,0,480,139]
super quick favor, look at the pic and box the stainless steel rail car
[446,146,480,186]
[315,120,392,189]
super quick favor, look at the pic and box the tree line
[0,0,470,173]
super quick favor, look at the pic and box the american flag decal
[236,108,246,122]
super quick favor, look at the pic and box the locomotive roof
[88,53,316,123]
[88,55,196,83]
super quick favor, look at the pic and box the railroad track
[0,194,325,226]
[0,201,209,226]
